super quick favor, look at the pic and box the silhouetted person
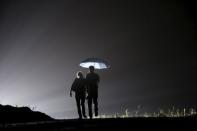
[70,71,87,119]
[86,66,100,119]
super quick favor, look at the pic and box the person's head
[89,66,95,73]
[76,71,83,78]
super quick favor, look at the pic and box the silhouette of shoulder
[71,78,86,92]
[86,72,100,84]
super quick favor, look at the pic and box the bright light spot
[80,62,108,69]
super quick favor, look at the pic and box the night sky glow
[0,0,197,119]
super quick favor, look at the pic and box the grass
[97,107,197,118]
[4,104,197,119]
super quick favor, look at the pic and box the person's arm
[97,74,100,83]
[70,89,72,97]
[85,76,89,99]
[70,78,76,97]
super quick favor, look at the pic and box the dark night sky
[0,0,196,119]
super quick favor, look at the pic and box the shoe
[83,115,87,118]
[95,112,98,117]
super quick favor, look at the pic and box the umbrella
[79,58,110,69]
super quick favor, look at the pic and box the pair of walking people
[70,66,100,119]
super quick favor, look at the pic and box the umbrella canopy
[79,58,110,69]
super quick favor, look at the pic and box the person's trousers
[75,96,86,118]
[88,96,98,118]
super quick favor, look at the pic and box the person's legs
[88,97,93,119]
[93,96,98,117]
[76,96,82,119]
[81,96,87,118]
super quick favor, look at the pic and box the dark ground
[1,117,197,131]
[0,104,54,124]
[0,104,196,130]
